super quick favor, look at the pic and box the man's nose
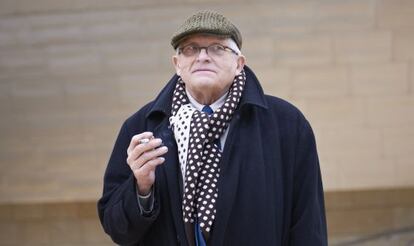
[196,48,210,61]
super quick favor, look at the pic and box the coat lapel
[209,114,242,246]
[152,118,188,246]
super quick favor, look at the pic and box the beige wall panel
[377,0,414,29]
[395,157,414,187]
[254,66,292,100]
[319,155,341,191]
[0,0,162,15]
[365,96,414,128]
[317,127,382,159]
[337,157,396,190]
[117,71,175,110]
[393,30,414,62]
[0,0,414,203]
[242,38,274,67]
[333,31,392,63]
[350,63,408,96]
[0,48,47,74]
[0,29,16,46]
[304,97,366,128]
[274,34,332,66]
[291,66,349,98]
[383,127,414,159]
[0,78,13,115]
[411,63,414,93]
[267,2,315,38]
[314,0,376,31]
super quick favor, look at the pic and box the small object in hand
[139,138,150,144]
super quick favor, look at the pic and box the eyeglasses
[178,44,239,58]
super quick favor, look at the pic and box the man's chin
[190,76,216,86]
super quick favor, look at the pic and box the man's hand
[127,132,168,196]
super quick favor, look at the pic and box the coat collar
[145,65,268,120]
[239,65,268,110]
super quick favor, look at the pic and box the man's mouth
[193,69,215,74]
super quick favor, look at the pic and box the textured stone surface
[0,0,413,204]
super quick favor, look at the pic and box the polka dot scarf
[169,70,246,236]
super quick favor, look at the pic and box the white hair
[225,38,242,55]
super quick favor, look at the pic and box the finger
[129,138,164,163]
[134,145,168,169]
[128,139,166,168]
[134,157,165,176]
[128,132,153,155]
[127,132,153,156]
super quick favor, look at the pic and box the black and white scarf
[169,70,246,236]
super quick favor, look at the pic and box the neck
[189,91,223,106]
[187,89,228,112]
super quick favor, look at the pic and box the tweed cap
[171,11,242,49]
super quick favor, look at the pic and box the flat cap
[171,10,242,49]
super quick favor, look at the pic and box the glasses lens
[181,45,198,56]
[208,44,226,56]
[179,44,232,57]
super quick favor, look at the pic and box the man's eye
[185,46,198,51]
[211,45,225,51]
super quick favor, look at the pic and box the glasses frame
[178,43,239,58]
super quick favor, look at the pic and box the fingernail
[154,138,163,144]
[139,138,150,144]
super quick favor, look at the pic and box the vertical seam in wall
[345,64,353,99]
[373,0,379,30]
[407,61,413,94]
[287,66,294,100]
[331,32,337,66]
[390,29,396,62]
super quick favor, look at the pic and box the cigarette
[139,138,150,144]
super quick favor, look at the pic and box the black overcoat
[97,66,328,246]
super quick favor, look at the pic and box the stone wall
[1,0,413,203]
[1,0,414,244]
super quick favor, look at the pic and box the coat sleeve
[289,119,328,246]
[97,121,160,245]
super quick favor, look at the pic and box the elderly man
[98,11,327,246]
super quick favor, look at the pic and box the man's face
[172,34,245,105]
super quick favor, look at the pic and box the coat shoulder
[264,95,308,124]
[261,95,314,140]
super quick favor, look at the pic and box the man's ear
[172,55,181,76]
[236,55,246,74]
